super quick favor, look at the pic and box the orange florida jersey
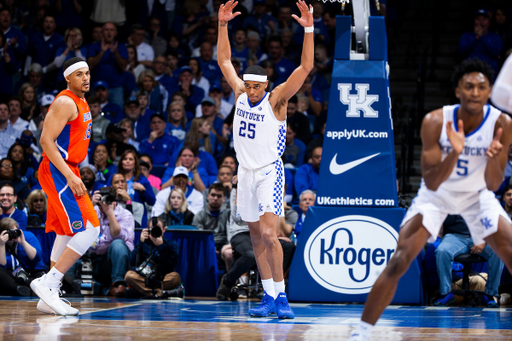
[43,89,92,164]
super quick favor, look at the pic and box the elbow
[487,181,501,193]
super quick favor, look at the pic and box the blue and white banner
[316,60,398,207]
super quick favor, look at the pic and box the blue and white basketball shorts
[237,159,285,222]
[401,186,511,245]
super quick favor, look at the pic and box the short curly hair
[452,58,494,89]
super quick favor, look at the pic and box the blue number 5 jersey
[437,104,502,192]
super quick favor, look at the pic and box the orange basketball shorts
[39,159,99,236]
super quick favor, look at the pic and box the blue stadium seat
[165,225,198,230]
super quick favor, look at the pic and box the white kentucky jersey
[437,104,502,192]
[233,92,286,169]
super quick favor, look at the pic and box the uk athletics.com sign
[315,60,399,208]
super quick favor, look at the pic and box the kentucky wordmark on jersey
[233,92,286,170]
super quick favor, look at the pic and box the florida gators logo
[72,221,83,230]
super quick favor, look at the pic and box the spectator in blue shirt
[161,146,210,192]
[184,117,223,160]
[152,55,179,103]
[166,101,188,142]
[0,8,27,68]
[0,159,29,202]
[0,182,27,231]
[294,190,315,240]
[177,66,205,113]
[243,0,277,40]
[140,114,180,166]
[132,69,168,114]
[199,41,223,84]
[265,36,297,86]
[0,29,18,103]
[7,142,34,187]
[87,22,129,108]
[294,146,321,198]
[93,80,123,123]
[53,27,88,87]
[0,217,45,296]
[459,9,503,76]
[168,140,218,186]
[26,13,65,90]
[283,125,306,169]
[122,97,151,142]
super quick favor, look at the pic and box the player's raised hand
[487,127,503,159]
[292,0,314,28]
[218,0,241,24]
[446,119,465,154]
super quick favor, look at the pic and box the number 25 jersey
[438,104,501,192]
[233,92,286,170]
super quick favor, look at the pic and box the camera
[99,187,117,204]
[7,228,21,241]
[13,267,29,285]
[144,217,162,245]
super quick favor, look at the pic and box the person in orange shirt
[30,57,100,316]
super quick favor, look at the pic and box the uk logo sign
[338,83,379,118]
[304,215,398,294]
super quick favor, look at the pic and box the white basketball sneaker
[37,298,79,316]
[30,277,71,316]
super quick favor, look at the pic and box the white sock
[351,320,373,340]
[240,275,248,285]
[261,278,275,299]
[45,268,64,287]
[273,280,285,297]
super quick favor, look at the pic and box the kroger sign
[304,215,398,294]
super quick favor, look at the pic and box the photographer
[90,187,135,297]
[124,216,183,298]
[0,218,45,296]
[111,173,145,228]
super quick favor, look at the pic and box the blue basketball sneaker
[248,292,276,317]
[482,294,499,308]
[434,292,455,306]
[275,292,295,319]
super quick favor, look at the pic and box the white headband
[63,61,89,78]
[243,74,267,82]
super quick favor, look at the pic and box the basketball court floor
[1,296,512,340]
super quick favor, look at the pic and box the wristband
[305,26,314,33]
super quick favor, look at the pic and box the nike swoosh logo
[329,152,380,175]
[265,170,272,175]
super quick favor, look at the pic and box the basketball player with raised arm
[217,0,313,319]
[30,57,100,316]
[349,59,512,340]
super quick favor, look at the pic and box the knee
[108,240,129,257]
[386,251,413,278]
[435,245,451,260]
[261,230,278,248]
[124,270,136,282]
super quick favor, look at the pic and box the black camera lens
[7,228,21,240]
[150,226,162,238]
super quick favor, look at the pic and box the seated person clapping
[158,188,194,227]
[0,218,45,296]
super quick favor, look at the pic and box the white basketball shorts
[401,185,511,245]
[237,159,285,222]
